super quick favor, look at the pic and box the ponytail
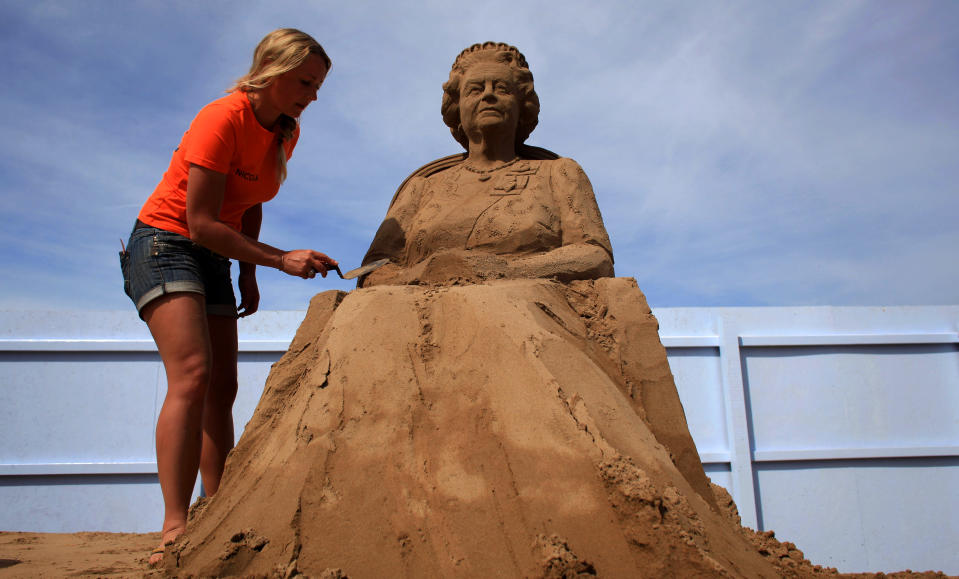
[274,114,297,184]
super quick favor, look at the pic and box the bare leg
[143,293,211,563]
[199,313,239,496]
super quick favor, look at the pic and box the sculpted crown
[451,42,529,72]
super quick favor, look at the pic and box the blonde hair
[229,29,331,184]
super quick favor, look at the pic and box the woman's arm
[236,204,263,317]
[185,164,337,278]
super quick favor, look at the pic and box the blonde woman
[119,29,338,566]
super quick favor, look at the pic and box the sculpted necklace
[462,157,520,181]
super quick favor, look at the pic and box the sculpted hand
[409,250,508,285]
[506,243,613,282]
[280,250,338,279]
[359,262,406,288]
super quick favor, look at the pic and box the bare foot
[148,528,184,568]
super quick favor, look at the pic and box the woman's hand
[237,269,260,317]
[279,249,338,279]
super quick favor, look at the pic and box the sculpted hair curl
[229,29,331,184]
[442,42,540,150]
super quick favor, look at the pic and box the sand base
[0,530,953,579]
[2,282,953,578]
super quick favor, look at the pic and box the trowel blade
[343,258,391,280]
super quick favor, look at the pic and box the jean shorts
[120,223,238,319]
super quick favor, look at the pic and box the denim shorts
[120,224,237,319]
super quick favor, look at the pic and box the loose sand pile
[137,277,946,578]
[0,280,954,578]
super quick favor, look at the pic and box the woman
[361,41,614,287]
[119,28,338,566]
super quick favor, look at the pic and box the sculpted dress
[167,151,779,578]
[359,148,714,512]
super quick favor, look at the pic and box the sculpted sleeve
[550,158,614,262]
[361,176,426,265]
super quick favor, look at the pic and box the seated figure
[360,39,713,516]
[361,42,614,287]
[166,43,772,579]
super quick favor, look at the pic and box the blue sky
[1,0,957,311]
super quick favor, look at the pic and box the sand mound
[163,279,818,577]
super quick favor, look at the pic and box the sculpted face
[458,62,520,141]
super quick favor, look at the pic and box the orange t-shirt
[138,91,299,238]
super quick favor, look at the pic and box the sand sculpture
[164,43,827,578]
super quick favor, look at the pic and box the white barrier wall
[1,305,957,573]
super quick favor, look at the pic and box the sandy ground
[0,531,160,578]
[0,530,954,579]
